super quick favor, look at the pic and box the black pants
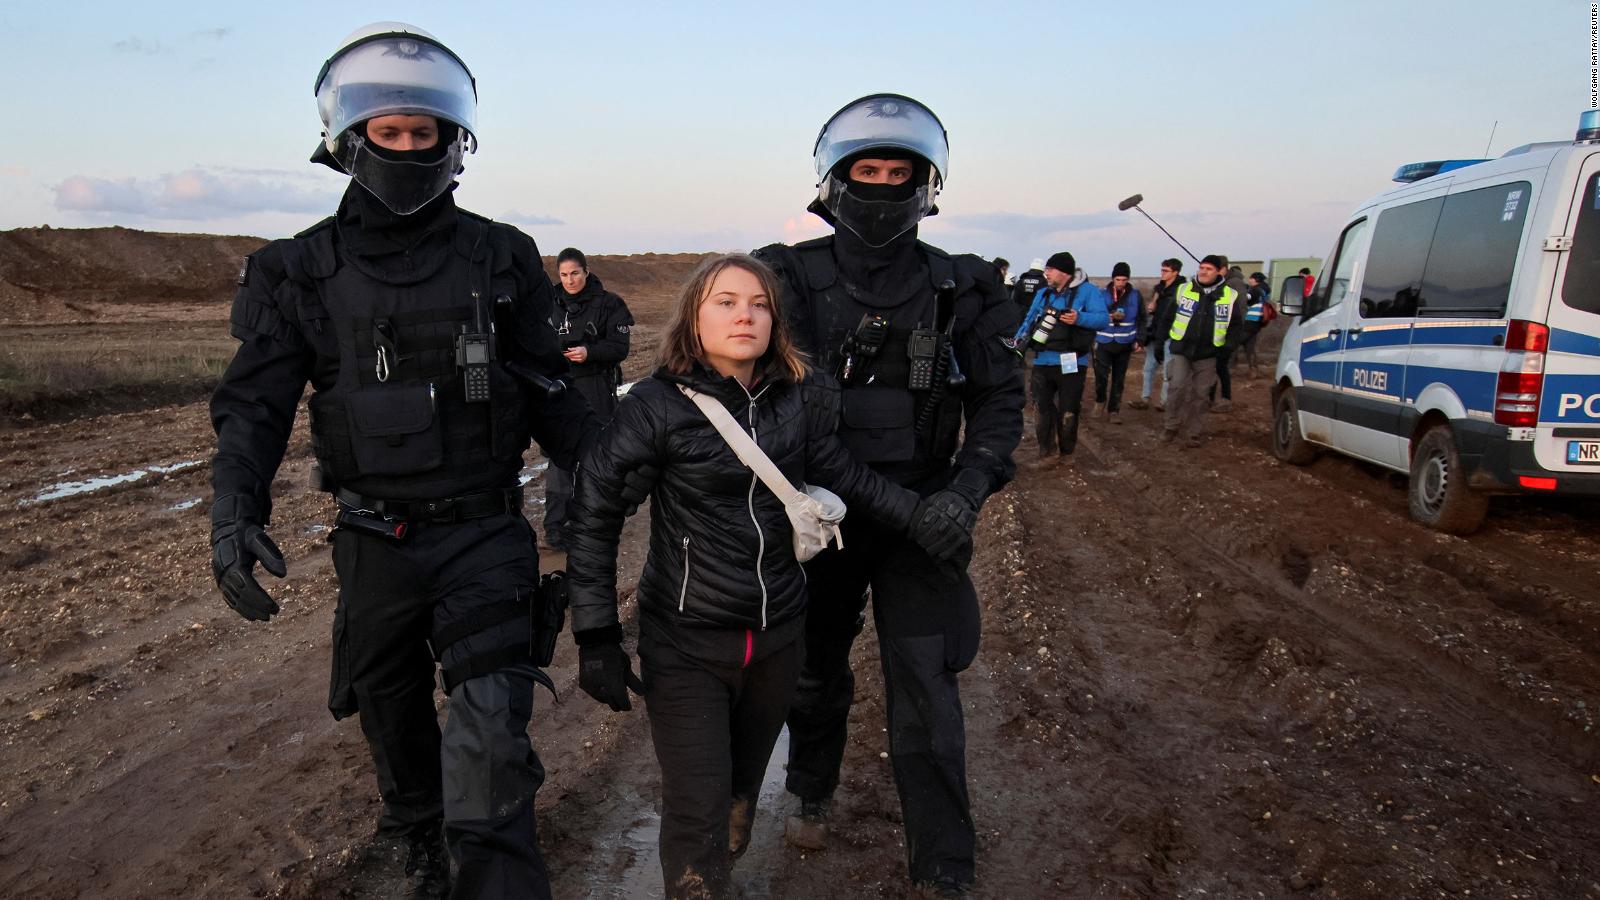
[1029,364,1086,455]
[641,627,803,899]
[787,515,980,887]
[542,464,573,546]
[329,512,550,899]
[1092,342,1134,412]
[1213,350,1233,401]
[544,373,616,546]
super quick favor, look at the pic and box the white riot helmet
[313,22,478,215]
[812,93,948,247]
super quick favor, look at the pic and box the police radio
[906,327,941,391]
[457,291,494,403]
[838,313,890,384]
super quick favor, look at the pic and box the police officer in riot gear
[754,93,1023,896]
[209,22,592,899]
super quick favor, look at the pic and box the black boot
[403,825,451,900]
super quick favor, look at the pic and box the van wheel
[1272,389,1317,465]
[1409,426,1489,534]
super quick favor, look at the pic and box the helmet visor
[814,94,948,186]
[317,35,477,142]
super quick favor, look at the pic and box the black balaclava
[329,122,462,258]
[816,151,932,302]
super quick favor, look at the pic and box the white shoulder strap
[678,385,806,506]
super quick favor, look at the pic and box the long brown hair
[658,253,810,383]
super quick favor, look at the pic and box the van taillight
[1494,320,1549,427]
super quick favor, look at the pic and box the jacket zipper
[678,535,691,612]
[739,383,771,631]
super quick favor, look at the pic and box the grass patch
[0,323,238,421]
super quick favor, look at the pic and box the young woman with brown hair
[564,253,967,898]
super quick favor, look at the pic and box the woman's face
[558,260,588,295]
[696,265,772,381]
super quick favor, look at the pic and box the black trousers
[640,627,803,900]
[1092,342,1134,412]
[786,515,980,887]
[1213,350,1233,400]
[544,373,616,546]
[1029,364,1086,456]
[329,512,550,899]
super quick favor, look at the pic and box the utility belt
[334,485,524,539]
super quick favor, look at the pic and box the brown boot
[784,798,830,851]
[729,795,754,861]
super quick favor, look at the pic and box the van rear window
[1417,181,1531,317]
[1563,172,1600,315]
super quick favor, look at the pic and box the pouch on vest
[345,382,445,476]
[839,389,916,463]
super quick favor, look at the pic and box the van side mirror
[1278,276,1305,316]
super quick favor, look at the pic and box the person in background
[1156,254,1243,448]
[1210,261,1249,413]
[1238,271,1273,377]
[1014,251,1110,461]
[993,257,1011,285]
[1300,266,1316,298]
[1129,258,1183,412]
[543,247,633,551]
[1010,257,1046,315]
[1091,261,1143,424]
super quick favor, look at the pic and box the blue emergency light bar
[1578,109,1600,142]
[1391,159,1492,184]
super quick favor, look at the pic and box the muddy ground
[3,321,1600,897]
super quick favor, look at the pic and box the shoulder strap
[677,385,805,506]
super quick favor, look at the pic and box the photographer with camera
[1013,251,1110,462]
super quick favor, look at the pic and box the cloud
[190,27,231,41]
[54,168,341,220]
[111,37,165,55]
[499,210,565,227]
[945,210,1126,236]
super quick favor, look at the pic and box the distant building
[1268,256,1323,297]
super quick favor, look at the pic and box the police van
[1271,111,1600,534]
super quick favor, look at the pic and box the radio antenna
[1482,120,1499,158]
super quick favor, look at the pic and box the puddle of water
[590,727,792,898]
[22,459,205,507]
[167,497,204,512]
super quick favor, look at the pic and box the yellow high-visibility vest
[1169,283,1236,347]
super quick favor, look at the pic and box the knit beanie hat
[1111,261,1131,278]
[1045,251,1075,273]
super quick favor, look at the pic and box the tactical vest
[279,216,532,500]
[1245,298,1266,322]
[787,238,966,468]
[1169,283,1237,347]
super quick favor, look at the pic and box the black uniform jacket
[566,365,920,638]
[552,273,633,417]
[210,192,591,514]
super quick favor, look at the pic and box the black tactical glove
[210,494,288,622]
[575,626,645,712]
[908,468,990,565]
[617,461,660,513]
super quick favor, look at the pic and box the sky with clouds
[0,0,1589,274]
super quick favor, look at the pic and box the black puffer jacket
[567,365,919,637]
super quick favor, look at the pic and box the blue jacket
[1096,283,1143,344]
[1014,281,1111,368]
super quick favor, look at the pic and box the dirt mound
[0,225,713,326]
[0,226,264,323]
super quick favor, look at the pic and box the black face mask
[333,123,464,216]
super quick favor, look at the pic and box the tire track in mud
[999,385,1600,895]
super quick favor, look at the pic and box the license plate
[1568,440,1600,465]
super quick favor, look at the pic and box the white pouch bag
[679,385,846,562]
